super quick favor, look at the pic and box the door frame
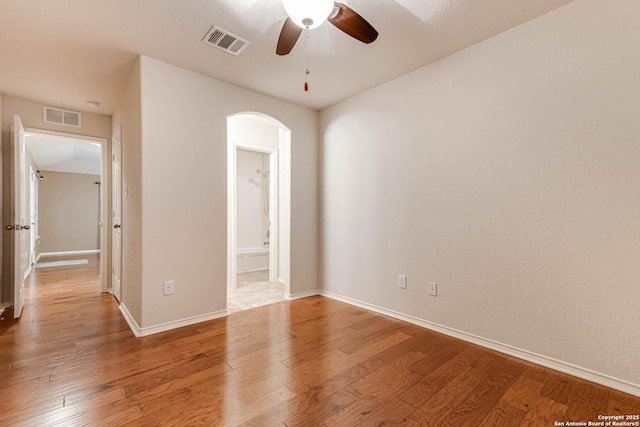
[24,127,110,293]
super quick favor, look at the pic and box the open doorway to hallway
[227,113,291,313]
[24,130,107,294]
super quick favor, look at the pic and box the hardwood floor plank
[283,388,358,427]
[608,389,640,414]
[400,347,480,408]
[237,391,336,427]
[1,255,638,425]
[338,323,405,355]
[499,374,545,412]
[410,366,489,425]
[375,331,463,364]
[540,372,574,405]
[440,358,526,426]
[354,397,416,426]
[478,400,527,426]
[518,396,567,427]
[321,394,381,426]
[286,354,385,401]
[346,350,426,398]
[565,379,611,419]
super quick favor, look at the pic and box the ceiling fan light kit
[277,2,378,56]
[281,0,334,29]
[277,1,379,92]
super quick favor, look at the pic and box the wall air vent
[43,106,82,128]
[202,26,250,56]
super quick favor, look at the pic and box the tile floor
[227,270,285,313]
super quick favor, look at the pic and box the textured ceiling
[0,0,573,114]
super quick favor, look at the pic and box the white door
[10,115,29,318]
[111,127,122,301]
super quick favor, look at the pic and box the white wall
[133,56,316,330]
[236,149,269,249]
[319,0,640,391]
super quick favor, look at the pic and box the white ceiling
[25,132,101,176]
[0,0,573,114]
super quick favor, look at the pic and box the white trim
[39,250,100,257]
[119,303,141,336]
[319,290,640,398]
[285,289,320,300]
[119,303,228,337]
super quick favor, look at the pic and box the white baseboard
[320,290,640,398]
[119,303,228,337]
[39,250,100,257]
[285,289,320,300]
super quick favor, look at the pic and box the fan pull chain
[304,29,310,92]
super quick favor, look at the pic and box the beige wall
[320,0,640,390]
[38,171,100,254]
[112,55,317,330]
[112,58,142,323]
[1,95,112,302]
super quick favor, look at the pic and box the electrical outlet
[429,282,437,296]
[398,275,407,289]
[163,280,175,296]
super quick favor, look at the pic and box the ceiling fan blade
[276,17,303,55]
[328,2,378,44]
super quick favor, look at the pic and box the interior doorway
[24,128,108,294]
[227,113,291,313]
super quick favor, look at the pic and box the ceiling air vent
[202,26,250,56]
[43,106,82,128]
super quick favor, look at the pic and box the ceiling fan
[276,0,379,56]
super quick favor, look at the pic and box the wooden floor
[1,255,638,426]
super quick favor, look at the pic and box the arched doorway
[227,113,291,312]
